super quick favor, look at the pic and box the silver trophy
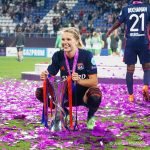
[48,77,68,131]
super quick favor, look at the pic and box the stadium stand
[0,0,149,38]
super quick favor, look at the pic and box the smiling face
[61,32,78,53]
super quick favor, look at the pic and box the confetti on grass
[0,79,150,149]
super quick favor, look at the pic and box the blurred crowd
[0,0,131,36]
[52,0,128,35]
[0,0,149,55]
[0,0,46,36]
[0,0,41,22]
[0,0,149,35]
[0,0,149,54]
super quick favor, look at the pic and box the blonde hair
[93,32,99,37]
[62,27,84,48]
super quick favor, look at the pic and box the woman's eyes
[62,38,71,41]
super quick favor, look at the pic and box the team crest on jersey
[77,63,84,70]
[91,57,96,65]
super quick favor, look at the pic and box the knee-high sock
[87,95,101,119]
[143,70,150,85]
[126,72,134,95]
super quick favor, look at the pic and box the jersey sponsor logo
[62,74,86,80]
[128,7,147,13]
[62,76,67,80]
[77,63,84,70]
[130,33,145,36]
[79,74,86,79]
[91,57,96,65]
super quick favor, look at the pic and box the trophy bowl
[47,77,68,131]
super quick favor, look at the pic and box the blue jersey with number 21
[118,3,150,46]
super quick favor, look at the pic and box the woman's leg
[82,86,102,129]
[126,65,135,94]
[142,63,150,101]
[83,87,102,120]
[35,87,52,107]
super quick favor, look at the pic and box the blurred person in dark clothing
[110,30,119,56]
[15,27,25,62]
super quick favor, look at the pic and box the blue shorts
[124,44,150,65]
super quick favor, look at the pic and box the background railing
[0,32,56,38]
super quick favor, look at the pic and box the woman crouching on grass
[36,27,102,130]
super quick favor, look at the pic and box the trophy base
[49,114,67,132]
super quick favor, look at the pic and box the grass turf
[0,56,150,149]
[0,56,50,79]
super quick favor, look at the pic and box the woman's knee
[35,87,43,102]
[35,87,55,109]
[84,87,102,108]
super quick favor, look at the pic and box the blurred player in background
[106,0,150,102]
[15,27,25,62]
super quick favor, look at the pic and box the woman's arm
[72,72,98,87]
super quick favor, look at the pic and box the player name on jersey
[128,7,147,13]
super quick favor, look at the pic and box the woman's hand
[72,72,80,83]
[72,73,98,87]
[40,70,49,80]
